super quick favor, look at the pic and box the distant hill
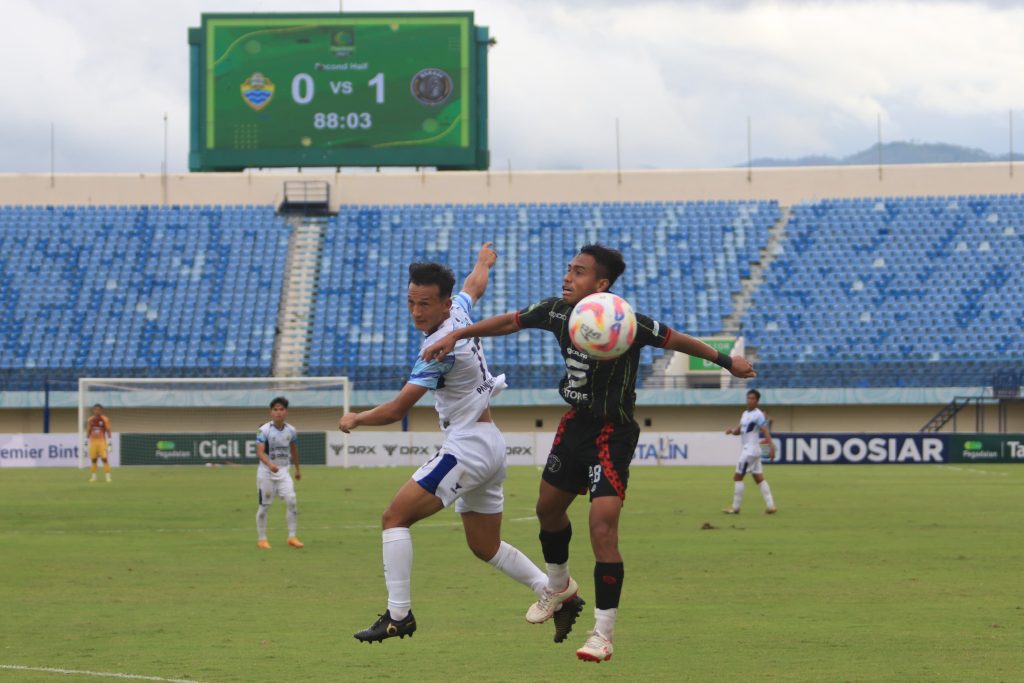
[739,141,1013,168]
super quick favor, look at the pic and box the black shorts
[542,410,640,501]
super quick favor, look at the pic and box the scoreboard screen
[188,13,489,171]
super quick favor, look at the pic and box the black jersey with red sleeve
[515,297,672,423]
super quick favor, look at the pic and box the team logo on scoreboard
[410,68,453,106]
[240,72,275,111]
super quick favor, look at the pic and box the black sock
[594,561,624,610]
[538,523,572,565]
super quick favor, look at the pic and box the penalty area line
[0,663,209,683]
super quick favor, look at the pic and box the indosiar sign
[772,433,948,464]
[120,433,326,466]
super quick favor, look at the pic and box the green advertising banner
[947,434,1024,463]
[688,338,736,372]
[121,433,326,466]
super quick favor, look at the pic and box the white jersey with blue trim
[739,408,767,454]
[256,421,298,477]
[407,291,507,431]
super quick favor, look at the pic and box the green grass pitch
[1,464,1021,682]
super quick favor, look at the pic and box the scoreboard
[188,13,489,171]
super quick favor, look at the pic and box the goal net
[78,377,350,468]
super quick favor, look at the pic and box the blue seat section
[308,200,778,388]
[742,195,1024,387]
[0,205,288,388]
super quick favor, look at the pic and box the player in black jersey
[422,244,755,662]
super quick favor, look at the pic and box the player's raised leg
[527,480,580,624]
[353,478,443,643]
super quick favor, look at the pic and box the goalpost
[77,377,350,469]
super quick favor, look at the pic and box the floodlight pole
[615,117,622,185]
[162,112,169,205]
[1010,109,1015,179]
[747,116,752,183]
[50,122,55,189]
[877,113,883,181]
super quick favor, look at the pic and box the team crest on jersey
[241,72,275,111]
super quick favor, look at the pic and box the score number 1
[291,73,385,105]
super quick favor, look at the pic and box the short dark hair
[408,262,455,299]
[747,389,761,401]
[270,397,289,409]
[92,403,103,409]
[579,244,626,288]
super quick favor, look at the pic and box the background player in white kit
[723,389,778,515]
[255,397,303,549]
[341,243,583,644]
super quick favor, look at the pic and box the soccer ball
[568,292,637,360]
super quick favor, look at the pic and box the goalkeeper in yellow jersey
[87,404,112,483]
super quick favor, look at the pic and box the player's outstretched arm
[339,383,428,433]
[420,312,520,361]
[664,332,757,378]
[461,242,497,303]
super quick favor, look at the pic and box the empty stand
[308,200,778,388]
[742,195,1024,387]
[0,205,289,389]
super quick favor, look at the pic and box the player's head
[91,403,103,416]
[270,396,288,422]
[407,262,455,332]
[562,244,626,304]
[746,389,761,409]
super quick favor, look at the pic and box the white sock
[488,541,548,597]
[594,607,617,640]
[285,496,298,537]
[256,505,269,541]
[732,481,745,510]
[546,562,570,593]
[759,480,775,509]
[382,527,413,620]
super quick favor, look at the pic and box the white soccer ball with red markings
[568,292,637,360]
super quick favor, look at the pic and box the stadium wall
[1,162,1021,207]
[6,402,1021,436]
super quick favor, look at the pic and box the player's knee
[381,505,409,529]
[285,494,297,508]
[589,518,619,551]
[467,537,499,562]
[535,499,562,527]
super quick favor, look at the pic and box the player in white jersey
[723,389,777,514]
[341,243,583,644]
[255,397,304,549]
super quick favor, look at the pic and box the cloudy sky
[1,0,1021,172]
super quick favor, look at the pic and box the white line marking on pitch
[0,664,209,682]
[935,465,1009,476]
[0,516,546,537]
